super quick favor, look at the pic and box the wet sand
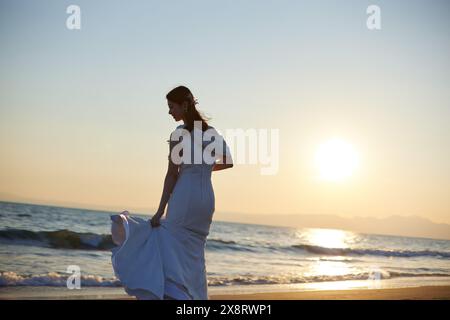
[1,286,449,300]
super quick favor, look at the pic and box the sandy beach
[210,286,450,300]
[1,285,449,300]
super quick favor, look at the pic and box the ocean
[1,201,450,297]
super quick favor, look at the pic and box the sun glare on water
[307,228,350,249]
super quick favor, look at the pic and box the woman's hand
[150,212,163,228]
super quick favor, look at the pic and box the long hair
[166,85,210,132]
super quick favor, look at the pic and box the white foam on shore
[0,271,120,287]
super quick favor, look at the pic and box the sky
[1,0,449,225]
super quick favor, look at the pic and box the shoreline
[210,286,450,300]
[1,284,450,300]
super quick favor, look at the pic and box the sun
[314,137,359,182]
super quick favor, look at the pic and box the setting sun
[314,138,360,182]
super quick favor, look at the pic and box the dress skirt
[110,166,215,300]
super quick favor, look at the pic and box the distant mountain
[213,212,450,240]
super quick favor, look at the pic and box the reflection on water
[301,228,360,288]
[301,228,355,249]
[307,260,352,277]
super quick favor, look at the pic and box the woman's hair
[166,85,210,132]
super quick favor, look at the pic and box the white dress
[110,124,228,300]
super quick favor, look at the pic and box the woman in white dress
[110,86,233,300]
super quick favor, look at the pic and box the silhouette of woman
[110,86,233,299]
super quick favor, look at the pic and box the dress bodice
[170,124,227,177]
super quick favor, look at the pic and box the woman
[110,85,233,300]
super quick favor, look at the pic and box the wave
[208,238,237,245]
[207,239,450,258]
[290,244,450,258]
[206,238,256,252]
[0,228,249,252]
[1,228,449,259]
[0,228,251,252]
[0,229,114,250]
[2,270,450,287]
[0,271,121,287]
[207,272,450,286]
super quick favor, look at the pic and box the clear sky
[1,0,449,224]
